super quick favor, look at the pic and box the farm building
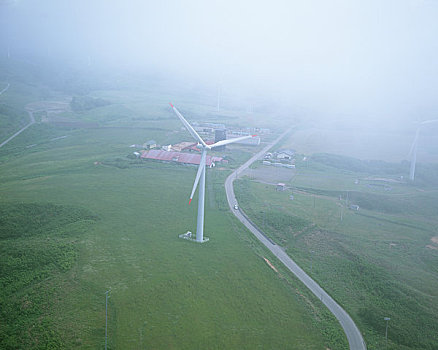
[171,141,197,152]
[276,183,286,191]
[349,204,360,211]
[276,149,295,159]
[144,140,157,149]
[141,150,223,167]
[214,129,227,151]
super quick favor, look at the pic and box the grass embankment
[0,104,345,349]
[235,154,438,350]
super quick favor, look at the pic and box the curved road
[225,129,366,350]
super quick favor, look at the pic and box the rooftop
[141,150,222,166]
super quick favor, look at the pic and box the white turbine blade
[420,119,438,125]
[189,149,207,204]
[210,135,255,149]
[169,103,208,148]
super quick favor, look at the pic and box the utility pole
[384,317,390,349]
[105,289,111,350]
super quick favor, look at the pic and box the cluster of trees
[70,95,110,112]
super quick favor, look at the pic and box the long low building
[141,150,223,167]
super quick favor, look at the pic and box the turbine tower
[170,102,254,242]
[409,119,438,181]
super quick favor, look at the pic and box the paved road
[0,110,35,148]
[225,129,366,350]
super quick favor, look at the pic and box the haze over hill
[1,2,438,349]
[1,0,438,124]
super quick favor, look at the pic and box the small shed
[144,140,157,149]
[276,183,286,191]
[276,149,295,160]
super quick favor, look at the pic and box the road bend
[0,110,35,148]
[225,128,366,350]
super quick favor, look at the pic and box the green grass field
[234,153,438,350]
[0,67,348,349]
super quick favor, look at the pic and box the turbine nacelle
[197,143,209,150]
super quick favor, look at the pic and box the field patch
[0,202,98,349]
[0,202,98,239]
[234,156,438,349]
[0,104,29,141]
[243,165,295,184]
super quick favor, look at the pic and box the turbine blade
[420,118,438,125]
[169,103,208,148]
[189,149,207,203]
[210,135,256,149]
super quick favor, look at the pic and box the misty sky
[1,0,438,120]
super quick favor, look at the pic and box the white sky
[1,0,438,120]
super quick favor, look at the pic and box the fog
[1,0,438,123]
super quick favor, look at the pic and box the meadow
[0,64,348,349]
[235,152,438,350]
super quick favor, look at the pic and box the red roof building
[141,150,223,167]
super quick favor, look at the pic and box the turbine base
[178,231,209,243]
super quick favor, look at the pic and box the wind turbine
[408,119,438,181]
[170,102,254,242]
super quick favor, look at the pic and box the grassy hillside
[0,68,347,349]
[234,153,438,350]
[0,104,29,141]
